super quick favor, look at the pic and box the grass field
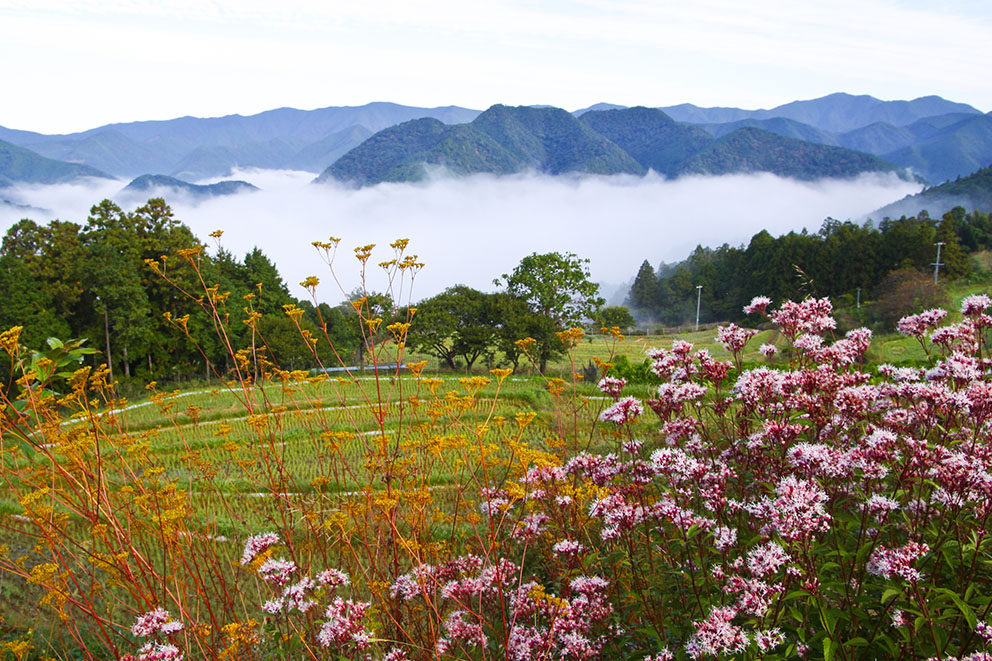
[3,281,991,657]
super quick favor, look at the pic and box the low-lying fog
[0,170,921,305]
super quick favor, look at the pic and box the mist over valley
[0,168,921,304]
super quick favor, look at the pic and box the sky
[1,0,991,134]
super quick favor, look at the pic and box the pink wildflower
[131,608,183,638]
[759,343,777,358]
[316,568,350,588]
[770,297,836,337]
[257,558,297,586]
[864,494,900,522]
[744,296,773,316]
[597,376,627,397]
[444,610,487,648]
[867,542,929,582]
[552,539,585,556]
[891,609,910,628]
[748,475,831,541]
[897,309,947,338]
[754,628,785,652]
[132,643,183,661]
[599,396,643,425]
[961,294,992,316]
[317,597,373,650]
[716,323,758,353]
[713,526,737,552]
[240,532,280,565]
[746,542,790,577]
[685,606,748,658]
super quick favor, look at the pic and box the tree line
[0,199,621,383]
[0,199,363,383]
[627,206,991,327]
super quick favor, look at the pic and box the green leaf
[46,337,64,349]
[820,609,837,635]
[845,637,868,648]
[823,637,834,661]
[938,588,977,630]
[881,588,903,604]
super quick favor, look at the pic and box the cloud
[1,169,921,306]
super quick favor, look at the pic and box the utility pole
[933,242,946,284]
[695,285,703,332]
[856,287,861,309]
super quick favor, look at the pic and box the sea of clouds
[0,169,922,305]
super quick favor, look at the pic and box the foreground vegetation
[4,232,992,661]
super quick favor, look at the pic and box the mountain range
[0,93,989,188]
[320,105,905,186]
[0,103,478,181]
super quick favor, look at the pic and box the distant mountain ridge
[320,105,910,186]
[0,93,987,187]
[0,138,112,187]
[0,103,482,180]
[121,174,259,199]
[658,93,982,133]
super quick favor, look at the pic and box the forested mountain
[314,118,523,186]
[695,112,992,183]
[881,115,992,184]
[870,164,992,220]
[320,105,906,186]
[320,106,645,186]
[471,105,643,174]
[678,127,901,180]
[0,139,112,187]
[700,117,838,146]
[578,107,713,176]
[121,175,259,199]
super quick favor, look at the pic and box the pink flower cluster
[866,542,929,582]
[240,532,280,565]
[598,396,643,425]
[316,597,373,650]
[597,376,627,398]
[131,608,183,638]
[685,606,749,658]
[120,643,184,661]
[716,323,758,354]
[897,308,947,338]
[765,297,836,337]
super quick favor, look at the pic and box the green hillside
[678,127,902,180]
[315,118,521,186]
[470,105,644,175]
[0,139,113,187]
[701,116,838,146]
[320,105,907,187]
[320,106,645,186]
[579,106,713,176]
